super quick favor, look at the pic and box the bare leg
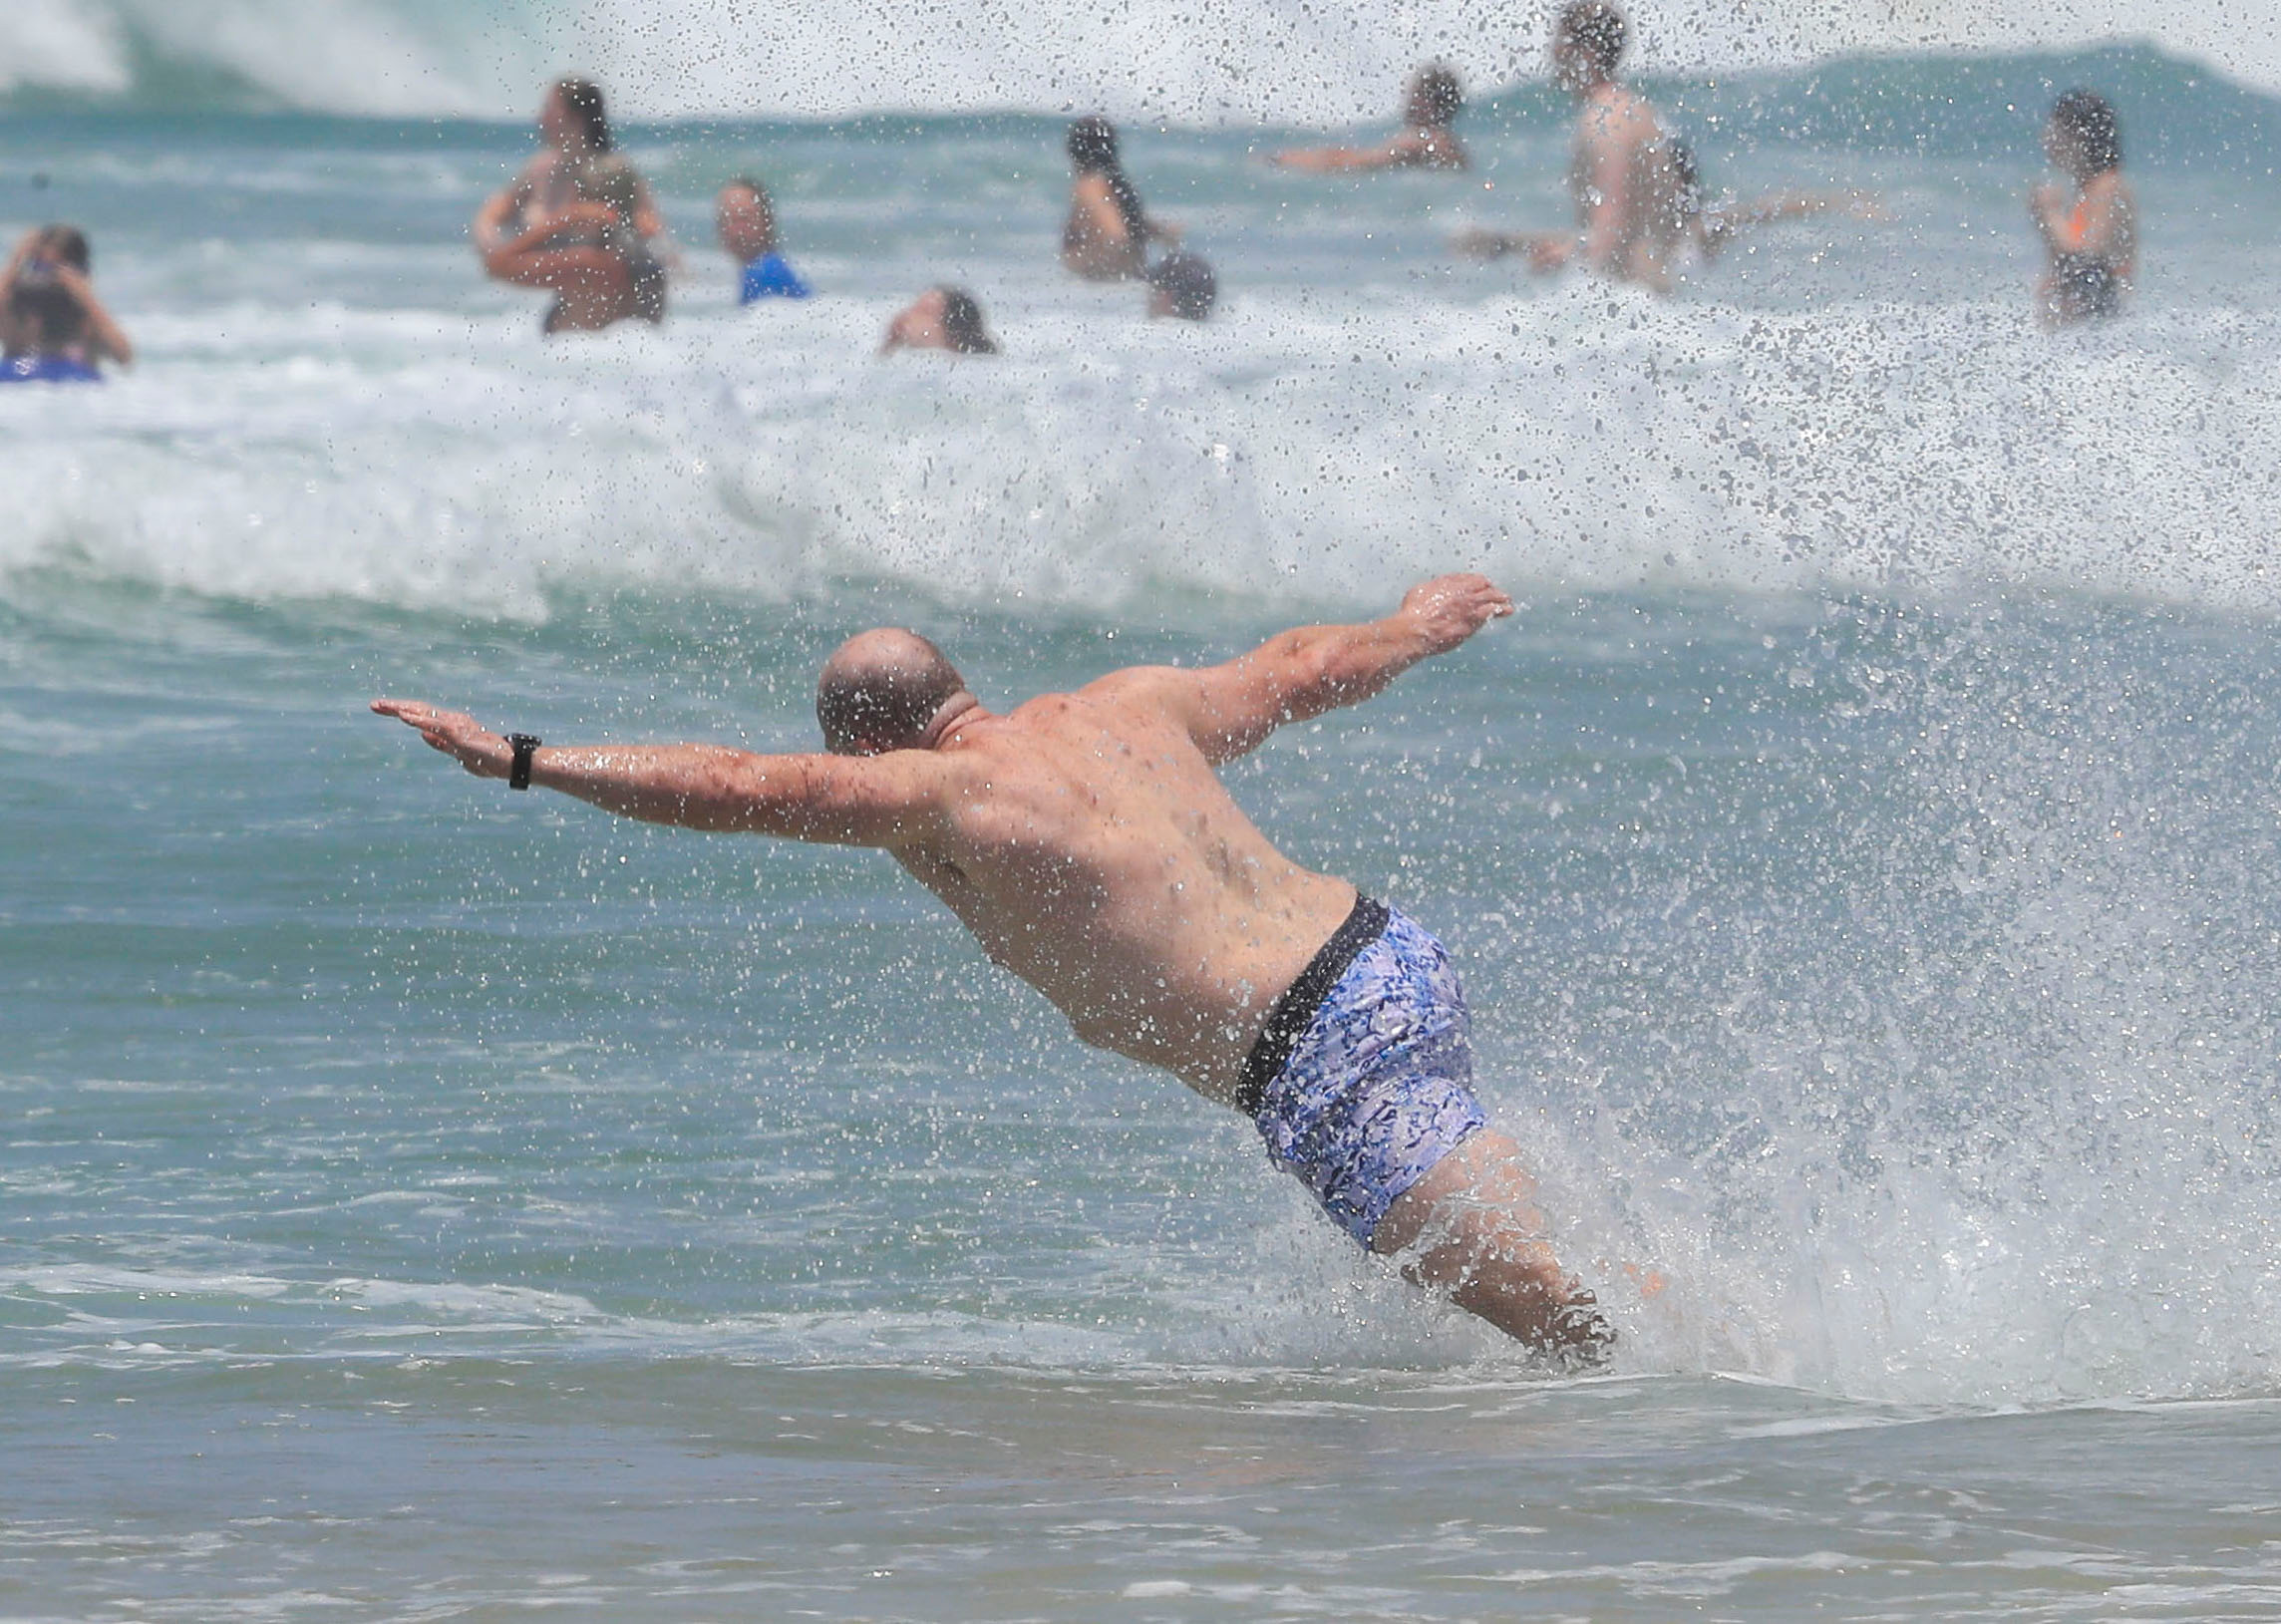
[1371,1128,1612,1361]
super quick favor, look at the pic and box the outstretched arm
[1452,228,1574,270]
[50,264,133,366]
[1128,573,1513,765]
[1272,140,1405,173]
[1,231,46,354]
[372,701,946,846]
[481,202,625,280]
[1278,129,1458,173]
[472,168,539,258]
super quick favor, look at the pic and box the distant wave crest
[6,292,2279,621]
[5,0,2281,123]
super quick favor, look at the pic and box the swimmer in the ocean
[1,224,132,383]
[880,285,998,355]
[482,155,667,335]
[1061,117,1180,282]
[718,176,813,302]
[1145,251,1217,321]
[1452,1,1682,290]
[473,77,664,268]
[2029,89,2136,327]
[374,574,1613,1360]
[1271,64,1468,173]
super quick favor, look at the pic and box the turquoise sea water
[8,39,2281,1621]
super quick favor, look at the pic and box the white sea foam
[6,285,2278,620]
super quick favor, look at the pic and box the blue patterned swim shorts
[1238,896,1488,1248]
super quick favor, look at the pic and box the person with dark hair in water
[2030,89,2136,326]
[1061,117,1179,281]
[1453,2,1681,289]
[1,224,132,383]
[717,175,813,302]
[880,285,998,355]
[374,574,1613,1360]
[1272,64,1468,173]
[474,77,664,271]
[482,155,667,334]
[1145,251,1217,321]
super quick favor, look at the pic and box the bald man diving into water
[374,573,1610,1358]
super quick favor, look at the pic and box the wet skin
[374,575,1611,1355]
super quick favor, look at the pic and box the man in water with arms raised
[374,575,1609,1357]
[1455,1,1679,289]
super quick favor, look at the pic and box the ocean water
[8,32,2281,1623]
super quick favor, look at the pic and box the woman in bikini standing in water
[475,79,662,258]
[474,77,668,332]
[1060,117,1179,281]
[483,156,667,334]
[2029,89,2137,326]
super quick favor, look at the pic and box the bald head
[815,629,971,755]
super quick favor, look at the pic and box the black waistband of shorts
[1235,893,1392,1119]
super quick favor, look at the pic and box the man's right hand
[1398,573,1515,656]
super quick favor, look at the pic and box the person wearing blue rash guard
[718,177,812,302]
[3,355,102,384]
[1,225,132,383]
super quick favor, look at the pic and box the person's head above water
[542,76,613,156]
[7,223,97,348]
[815,629,977,755]
[1146,251,1217,321]
[881,285,999,355]
[1067,116,1123,174]
[937,287,995,352]
[716,176,779,261]
[1552,1,1626,93]
[27,224,90,274]
[2047,88,2121,178]
[1404,64,1464,131]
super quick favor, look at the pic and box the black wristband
[506,734,541,791]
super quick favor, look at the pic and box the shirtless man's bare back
[374,575,1609,1359]
[1453,2,1681,291]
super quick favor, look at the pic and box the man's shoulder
[1582,85,1658,135]
[1075,664,1203,710]
[992,670,1208,743]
